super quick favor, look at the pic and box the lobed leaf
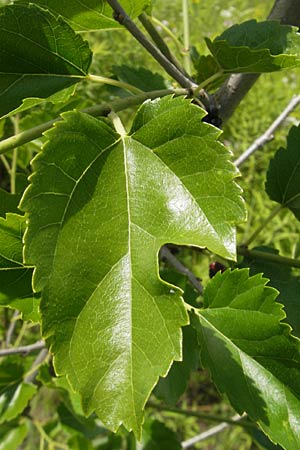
[0,3,92,118]
[266,125,300,220]
[206,20,300,73]
[21,96,245,436]
[16,0,152,32]
[192,268,300,449]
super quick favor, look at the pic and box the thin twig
[10,115,20,194]
[181,414,245,448]
[0,340,45,357]
[160,246,203,294]
[182,0,192,74]
[106,0,197,91]
[151,16,183,54]
[0,154,11,173]
[147,401,252,428]
[138,13,187,75]
[235,95,300,167]
[5,310,20,347]
[0,88,189,155]
[24,348,49,383]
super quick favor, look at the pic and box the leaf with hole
[21,96,245,436]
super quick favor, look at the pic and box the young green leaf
[240,246,300,337]
[206,20,300,73]
[0,4,92,118]
[191,51,226,90]
[0,421,30,450]
[266,125,300,220]
[192,268,300,449]
[0,382,37,424]
[21,96,245,436]
[0,214,39,321]
[15,0,151,32]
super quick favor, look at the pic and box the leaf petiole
[87,74,143,94]
[109,111,127,136]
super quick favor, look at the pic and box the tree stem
[235,95,300,167]
[106,0,196,90]
[182,0,191,74]
[139,13,186,75]
[10,115,20,194]
[160,246,203,294]
[0,340,45,357]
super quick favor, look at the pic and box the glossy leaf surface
[206,20,300,73]
[266,125,300,220]
[21,96,245,435]
[16,0,151,31]
[0,4,92,118]
[192,269,300,449]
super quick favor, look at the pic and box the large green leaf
[266,125,300,220]
[21,96,245,436]
[206,20,300,73]
[0,3,92,118]
[16,0,151,32]
[0,214,39,321]
[192,268,300,449]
